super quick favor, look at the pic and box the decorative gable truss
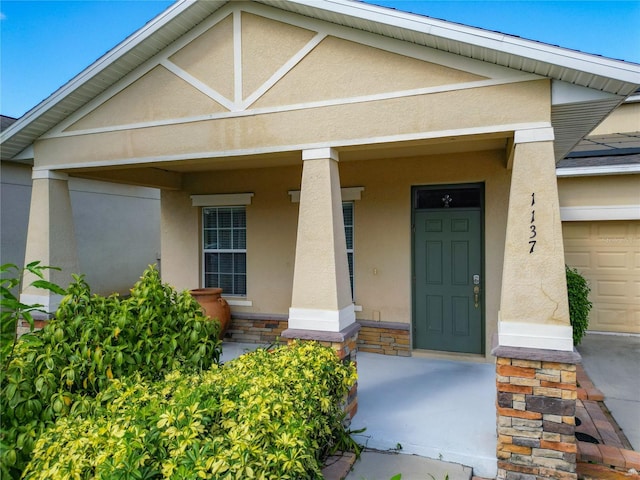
[44,3,540,140]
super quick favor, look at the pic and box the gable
[67,66,228,131]
[251,35,484,109]
[62,4,500,135]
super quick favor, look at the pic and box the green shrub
[22,342,358,480]
[1,262,66,369]
[566,265,593,346]
[0,266,221,478]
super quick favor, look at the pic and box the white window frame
[193,193,253,306]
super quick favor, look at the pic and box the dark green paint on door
[413,208,483,354]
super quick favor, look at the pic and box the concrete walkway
[577,332,640,451]
[346,450,473,480]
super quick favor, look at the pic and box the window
[343,202,354,298]
[202,207,246,296]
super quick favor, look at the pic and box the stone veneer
[356,320,410,356]
[281,323,361,423]
[225,315,288,344]
[227,316,410,358]
[492,342,581,480]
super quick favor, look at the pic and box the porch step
[345,450,473,480]
[577,462,640,480]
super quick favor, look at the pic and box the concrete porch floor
[349,351,497,479]
[221,334,640,479]
[221,342,497,478]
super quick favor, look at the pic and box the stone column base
[282,322,361,423]
[492,342,581,480]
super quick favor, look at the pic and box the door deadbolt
[473,275,480,308]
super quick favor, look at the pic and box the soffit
[2,0,639,161]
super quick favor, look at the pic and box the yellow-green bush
[0,266,221,478]
[23,342,357,480]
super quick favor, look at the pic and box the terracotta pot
[190,288,231,340]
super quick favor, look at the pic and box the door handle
[473,274,480,308]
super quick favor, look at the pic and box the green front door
[413,187,483,354]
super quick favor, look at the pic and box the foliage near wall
[566,265,593,345]
[22,342,357,479]
[0,266,221,478]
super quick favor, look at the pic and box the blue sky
[1,0,639,119]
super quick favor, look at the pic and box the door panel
[414,209,482,353]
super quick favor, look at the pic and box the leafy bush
[0,266,221,478]
[566,265,593,346]
[22,342,358,480]
[1,262,66,368]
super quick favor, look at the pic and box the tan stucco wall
[251,35,485,108]
[163,149,509,355]
[161,189,200,290]
[170,14,235,101]
[67,66,227,131]
[558,174,640,207]
[35,79,549,169]
[341,150,509,354]
[500,141,569,329]
[590,102,640,135]
[241,13,317,98]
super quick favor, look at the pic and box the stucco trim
[302,147,339,161]
[233,10,243,105]
[37,121,552,172]
[44,76,541,140]
[498,320,574,352]
[190,193,254,206]
[514,127,555,144]
[31,170,69,181]
[560,205,640,221]
[242,32,327,110]
[226,298,253,307]
[160,59,235,111]
[288,186,364,203]
[288,304,356,332]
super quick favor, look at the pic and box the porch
[222,334,640,480]
[222,342,497,478]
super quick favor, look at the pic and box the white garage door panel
[563,220,640,334]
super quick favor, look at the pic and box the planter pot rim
[190,288,223,295]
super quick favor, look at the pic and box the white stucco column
[21,170,80,314]
[498,128,572,351]
[288,148,355,332]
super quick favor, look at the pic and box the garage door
[563,221,640,334]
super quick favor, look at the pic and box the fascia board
[301,0,640,84]
[556,164,640,177]
[0,0,204,144]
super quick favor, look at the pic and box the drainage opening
[575,417,582,426]
[575,432,599,444]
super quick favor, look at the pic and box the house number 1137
[529,192,537,253]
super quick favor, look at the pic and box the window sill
[224,298,252,307]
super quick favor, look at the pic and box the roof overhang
[2,0,640,161]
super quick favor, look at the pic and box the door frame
[411,182,486,354]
